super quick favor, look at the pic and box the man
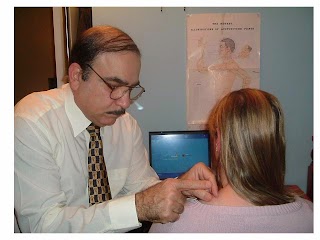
[14,25,217,233]
[208,38,251,99]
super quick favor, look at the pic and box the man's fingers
[158,212,181,224]
[182,189,213,202]
[206,176,218,197]
[178,162,219,197]
[155,201,184,223]
[174,178,217,201]
[198,165,219,197]
[172,203,185,214]
[174,179,212,191]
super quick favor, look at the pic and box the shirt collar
[64,84,91,137]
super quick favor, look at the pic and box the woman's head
[208,88,293,205]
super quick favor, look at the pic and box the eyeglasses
[86,64,145,101]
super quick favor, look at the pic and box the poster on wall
[186,13,260,129]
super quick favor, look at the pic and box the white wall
[92,7,313,192]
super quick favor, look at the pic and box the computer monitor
[149,130,211,179]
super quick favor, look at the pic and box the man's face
[219,42,230,57]
[72,51,141,127]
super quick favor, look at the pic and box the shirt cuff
[108,194,141,232]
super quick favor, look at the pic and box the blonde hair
[208,89,294,205]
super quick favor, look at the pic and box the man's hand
[135,178,212,224]
[179,162,218,201]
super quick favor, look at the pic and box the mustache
[106,109,126,116]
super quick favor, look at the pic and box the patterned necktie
[86,124,112,205]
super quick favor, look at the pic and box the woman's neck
[201,169,254,207]
[200,184,254,206]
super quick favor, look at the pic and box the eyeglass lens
[111,86,144,100]
[86,64,144,101]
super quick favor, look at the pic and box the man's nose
[115,91,131,109]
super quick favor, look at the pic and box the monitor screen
[149,130,211,179]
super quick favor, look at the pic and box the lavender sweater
[149,197,313,233]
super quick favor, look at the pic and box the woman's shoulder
[296,197,313,211]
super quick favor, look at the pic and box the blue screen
[149,131,211,179]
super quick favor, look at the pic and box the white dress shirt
[14,84,160,233]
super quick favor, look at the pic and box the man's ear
[68,63,83,91]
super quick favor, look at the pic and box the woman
[149,89,313,233]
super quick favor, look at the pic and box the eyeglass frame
[86,64,145,101]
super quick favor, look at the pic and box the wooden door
[14,7,56,105]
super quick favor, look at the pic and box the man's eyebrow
[104,77,128,85]
[105,77,140,87]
